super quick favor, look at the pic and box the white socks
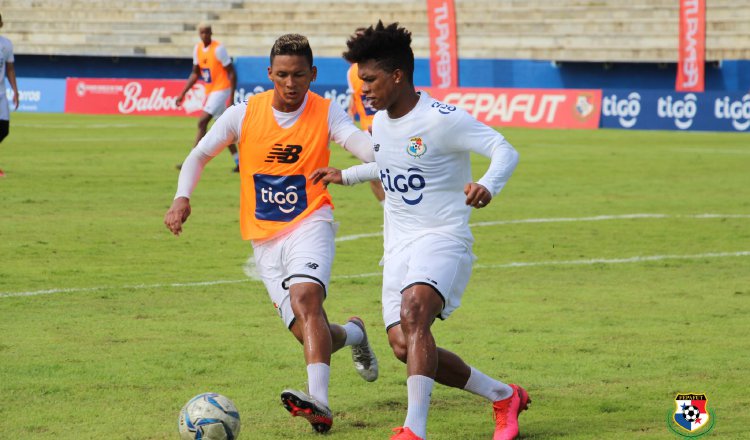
[305,321,366,411]
[306,363,331,408]
[398,368,509,439]
[342,321,364,346]
[463,366,513,402]
[404,375,434,439]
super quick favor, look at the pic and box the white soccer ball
[178,392,241,440]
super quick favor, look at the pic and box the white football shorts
[202,88,232,117]
[252,211,337,329]
[382,234,476,331]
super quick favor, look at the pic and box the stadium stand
[2,0,749,61]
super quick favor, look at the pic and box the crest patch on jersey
[406,137,426,158]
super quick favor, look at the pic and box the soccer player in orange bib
[347,60,385,204]
[165,34,378,434]
[175,23,239,171]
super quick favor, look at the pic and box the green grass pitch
[0,112,748,439]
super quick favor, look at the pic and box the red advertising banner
[676,0,705,92]
[65,78,206,116]
[424,87,602,129]
[426,0,458,88]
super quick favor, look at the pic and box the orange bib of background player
[196,40,231,94]
[237,91,332,240]
[348,63,376,132]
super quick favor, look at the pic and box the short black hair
[343,21,414,84]
[270,34,314,68]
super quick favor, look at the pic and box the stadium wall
[15,54,750,91]
[8,55,750,133]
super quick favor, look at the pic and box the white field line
[474,251,750,269]
[0,279,250,299]
[3,213,748,299]
[2,250,749,299]
[671,148,750,155]
[335,213,750,242]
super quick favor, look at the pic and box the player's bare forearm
[227,65,237,94]
[176,72,200,105]
[7,63,18,109]
[310,167,343,186]
[164,197,192,236]
[464,183,492,209]
[225,64,237,106]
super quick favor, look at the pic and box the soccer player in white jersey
[311,22,528,440]
[0,13,19,178]
[165,34,378,434]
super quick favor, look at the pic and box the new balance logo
[305,262,319,270]
[265,144,302,164]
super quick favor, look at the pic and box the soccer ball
[683,405,700,422]
[178,392,241,440]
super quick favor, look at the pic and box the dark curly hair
[343,21,414,84]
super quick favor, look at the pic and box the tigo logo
[657,94,697,130]
[253,174,307,222]
[200,67,212,83]
[431,101,456,114]
[714,95,750,131]
[380,167,427,206]
[602,92,641,128]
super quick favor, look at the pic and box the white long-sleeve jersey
[343,91,519,257]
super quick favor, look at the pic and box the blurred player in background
[312,22,527,440]
[164,33,378,434]
[175,23,239,171]
[0,13,19,178]
[346,28,385,205]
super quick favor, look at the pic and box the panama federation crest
[574,93,596,120]
[667,393,715,437]
[406,137,427,158]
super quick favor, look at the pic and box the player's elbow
[508,149,520,171]
[502,140,520,164]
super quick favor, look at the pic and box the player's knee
[400,296,435,331]
[289,283,325,321]
[291,297,323,321]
